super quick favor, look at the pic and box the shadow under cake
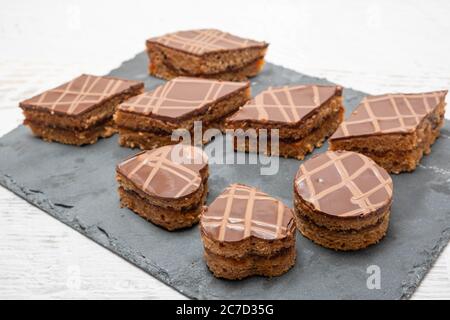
[115,77,250,150]
[19,74,144,145]
[329,90,448,173]
[200,183,296,280]
[146,29,268,81]
[293,150,393,251]
[225,84,344,159]
[116,144,209,231]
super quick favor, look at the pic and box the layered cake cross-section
[226,84,344,159]
[116,144,208,231]
[200,184,296,280]
[146,29,268,81]
[293,150,393,251]
[19,74,144,145]
[329,90,448,173]
[115,76,250,150]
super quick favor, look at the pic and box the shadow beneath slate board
[0,51,449,299]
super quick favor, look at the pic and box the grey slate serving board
[1,52,449,299]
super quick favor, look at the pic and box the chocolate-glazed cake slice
[200,184,296,280]
[293,150,393,251]
[226,84,344,159]
[115,77,250,150]
[116,144,208,231]
[19,74,144,145]
[146,29,268,81]
[329,90,447,173]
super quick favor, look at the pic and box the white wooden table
[1,0,449,299]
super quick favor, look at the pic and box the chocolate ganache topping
[201,184,295,242]
[331,90,447,139]
[117,144,208,199]
[19,74,142,116]
[118,77,248,121]
[147,29,268,56]
[295,151,393,218]
[228,84,342,124]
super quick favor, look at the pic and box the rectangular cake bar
[329,90,448,173]
[19,74,144,145]
[115,76,250,150]
[146,29,268,81]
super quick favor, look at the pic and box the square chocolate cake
[146,29,268,81]
[226,84,344,159]
[19,74,144,145]
[329,90,447,173]
[115,76,250,150]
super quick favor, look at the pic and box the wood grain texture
[0,0,449,299]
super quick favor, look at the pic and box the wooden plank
[0,0,448,299]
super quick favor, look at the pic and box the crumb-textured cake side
[329,90,447,173]
[293,150,393,251]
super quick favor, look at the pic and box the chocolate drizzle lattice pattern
[20,74,134,115]
[201,184,294,242]
[295,151,393,217]
[332,90,447,139]
[117,145,207,199]
[229,85,340,123]
[149,29,265,55]
[119,77,247,118]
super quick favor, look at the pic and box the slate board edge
[400,225,450,299]
[0,170,193,298]
[0,53,448,299]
